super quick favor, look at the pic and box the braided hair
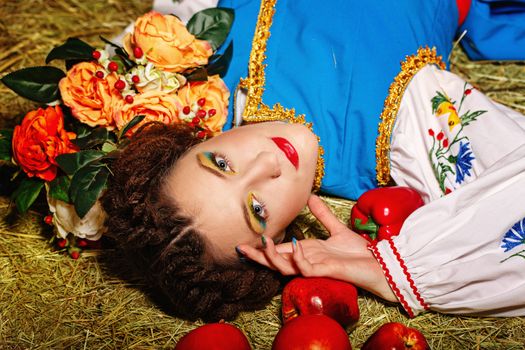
[102,123,282,321]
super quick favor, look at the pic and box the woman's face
[165,122,319,259]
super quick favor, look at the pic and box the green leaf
[48,175,71,203]
[45,37,95,64]
[185,67,208,82]
[11,177,44,213]
[1,66,66,103]
[461,109,487,126]
[0,129,13,162]
[207,41,233,77]
[69,163,109,218]
[119,115,146,139]
[115,48,135,69]
[101,141,117,153]
[65,59,86,71]
[187,8,234,51]
[72,127,109,149]
[69,120,93,139]
[56,150,106,176]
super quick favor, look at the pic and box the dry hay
[1,1,525,349]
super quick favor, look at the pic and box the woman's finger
[291,239,313,276]
[275,242,293,254]
[307,194,348,235]
[261,235,298,275]
[237,244,277,269]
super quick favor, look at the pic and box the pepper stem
[353,217,378,240]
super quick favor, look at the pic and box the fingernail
[292,237,298,247]
[261,235,267,248]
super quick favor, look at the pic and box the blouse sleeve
[371,147,525,317]
[460,0,525,60]
[371,64,525,317]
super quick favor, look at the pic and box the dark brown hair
[102,123,282,322]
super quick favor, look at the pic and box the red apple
[281,277,360,328]
[361,322,430,350]
[272,314,352,350]
[174,322,251,350]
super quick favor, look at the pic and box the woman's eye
[251,196,267,220]
[198,152,235,174]
[247,192,268,234]
[213,154,231,172]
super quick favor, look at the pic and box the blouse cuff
[369,240,430,317]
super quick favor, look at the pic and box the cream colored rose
[177,75,229,135]
[47,191,107,241]
[127,63,186,93]
[59,61,121,129]
[113,90,184,136]
[125,11,213,73]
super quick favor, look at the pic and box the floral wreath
[0,8,234,258]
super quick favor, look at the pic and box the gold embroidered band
[376,47,446,186]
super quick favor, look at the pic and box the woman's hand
[237,194,398,302]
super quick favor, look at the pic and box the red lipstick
[271,137,299,169]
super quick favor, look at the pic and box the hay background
[1,0,524,349]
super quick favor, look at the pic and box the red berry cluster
[91,49,142,104]
[182,97,217,140]
[45,215,96,260]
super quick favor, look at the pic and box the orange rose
[59,61,121,129]
[177,75,230,135]
[126,11,213,73]
[12,106,78,181]
[113,90,184,136]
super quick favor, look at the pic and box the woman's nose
[244,151,281,183]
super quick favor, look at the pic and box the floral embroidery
[500,217,525,263]
[454,141,475,184]
[428,83,487,195]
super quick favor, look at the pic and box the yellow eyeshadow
[197,152,235,174]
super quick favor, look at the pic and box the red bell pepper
[350,186,424,242]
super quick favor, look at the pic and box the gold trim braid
[376,47,446,186]
[239,0,325,191]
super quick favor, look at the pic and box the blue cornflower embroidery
[455,141,475,184]
[501,218,525,252]
[501,217,525,263]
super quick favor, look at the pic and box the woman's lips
[271,137,299,169]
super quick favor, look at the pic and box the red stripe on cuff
[369,243,415,318]
[387,239,430,310]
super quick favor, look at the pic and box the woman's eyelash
[203,152,234,172]
[250,195,268,221]
[213,153,233,172]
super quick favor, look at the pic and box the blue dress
[216,0,525,200]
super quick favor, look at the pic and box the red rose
[12,106,78,181]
